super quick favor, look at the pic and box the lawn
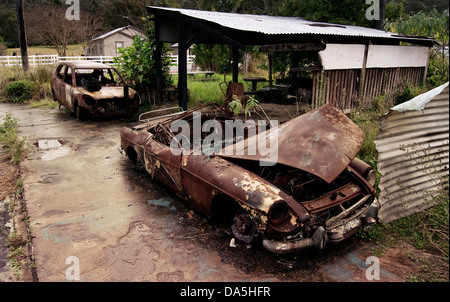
[5,44,84,56]
[172,73,250,107]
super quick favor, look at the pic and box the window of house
[115,42,124,53]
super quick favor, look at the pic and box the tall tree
[374,0,386,30]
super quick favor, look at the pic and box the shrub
[5,80,35,103]
[114,24,173,108]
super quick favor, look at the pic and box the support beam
[178,17,188,111]
[268,52,273,88]
[154,15,162,104]
[358,44,369,107]
[260,43,326,52]
[232,46,239,83]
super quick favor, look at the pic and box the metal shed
[147,6,435,110]
[375,82,449,223]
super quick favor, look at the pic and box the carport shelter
[147,6,435,111]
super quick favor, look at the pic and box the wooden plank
[319,44,366,70]
[366,45,429,68]
[290,66,322,72]
[178,18,188,111]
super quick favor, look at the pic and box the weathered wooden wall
[312,67,426,110]
[311,44,429,110]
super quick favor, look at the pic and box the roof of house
[91,26,145,42]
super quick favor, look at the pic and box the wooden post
[358,44,369,108]
[178,17,188,111]
[154,15,162,104]
[15,0,28,72]
[232,46,239,83]
[422,47,430,84]
[268,52,273,88]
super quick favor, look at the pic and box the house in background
[86,26,145,57]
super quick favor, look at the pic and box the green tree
[0,8,18,47]
[114,24,173,107]
[192,44,231,73]
[385,8,449,87]
[279,0,372,26]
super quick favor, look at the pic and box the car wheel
[75,104,85,121]
[51,89,57,102]
[231,210,258,244]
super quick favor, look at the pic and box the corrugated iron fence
[312,66,426,110]
[375,84,449,223]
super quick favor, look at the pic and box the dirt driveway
[0,102,433,284]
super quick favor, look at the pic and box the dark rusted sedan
[51,61,139,120]
[120,103,378,254]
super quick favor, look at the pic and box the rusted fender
[181,155,310,232]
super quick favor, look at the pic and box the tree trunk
[374,0,386,30]
[15,0,29,72]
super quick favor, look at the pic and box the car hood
[77,86,136,100]
[220,104,365,184]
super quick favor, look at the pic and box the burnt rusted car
[51,61,139,120]
[120,103,379,254]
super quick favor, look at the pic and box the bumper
[90,105,139,118]
[263,199,379,254]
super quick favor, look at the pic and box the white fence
[0,54,196,70]
[0,54,116,67]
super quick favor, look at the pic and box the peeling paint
[120,103,376,254]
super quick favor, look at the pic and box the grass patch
[0,65,54,107]
[170,73,249,108]
[5,44,84,56]
[0,112,35,281]
[0,112,25,165]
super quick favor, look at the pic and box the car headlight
[366,169,376,186]
[268,201,290,225]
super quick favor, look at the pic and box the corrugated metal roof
[375,83,449,223]
[148,6,434,44]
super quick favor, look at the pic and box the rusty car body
[120,103,378,254]
[51,61,139,120]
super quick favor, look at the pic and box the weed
[0,112,25,165]
[6,231,28,279]
[0,112,18,149]
[5,80,36,103]
[0,65,55,106]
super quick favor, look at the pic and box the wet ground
[0,102,432,284]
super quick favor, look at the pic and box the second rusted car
[120,103,379,254]
[51,61,139,120]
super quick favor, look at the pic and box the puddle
[147,198,176,211]
[37,139,71,161]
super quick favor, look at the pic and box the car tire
[51,89,58,102]
[231,210,258,244]
[75,104,85,121]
